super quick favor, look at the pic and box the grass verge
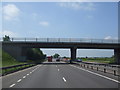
[80,57,115,64]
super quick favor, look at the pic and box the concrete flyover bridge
[1,38,120,64]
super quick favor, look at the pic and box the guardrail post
[84,64,85,68]
[97,67,98,71]
[104,68,106,73]
[114,70,116,76]
[91,66,93,69]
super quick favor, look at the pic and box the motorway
[2,61,119,88]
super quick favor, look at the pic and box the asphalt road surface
[2,61,119,88]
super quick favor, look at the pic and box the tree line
[26,48,46,63]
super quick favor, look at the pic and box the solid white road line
[63,77,67,82]
[70,65,120,83]
[9,84,16,88]
[58,69,59,71]
[17,79,22,83]
[23,76,26,78]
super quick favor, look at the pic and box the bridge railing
[0,37,119,43]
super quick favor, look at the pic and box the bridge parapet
[0,38,119,44]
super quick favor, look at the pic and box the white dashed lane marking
[17,79,22,82]
[9,65,42,88]
[9,84,16,88]
[30,72,32,74]
[23,76,26,78]
[63,77,67,82]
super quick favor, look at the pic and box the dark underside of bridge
[2,42,120,64]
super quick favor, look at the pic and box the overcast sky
[0,2,118,57]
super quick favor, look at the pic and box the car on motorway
[47,56,52,62]
[75,59,82,62]
[56,58,60,62]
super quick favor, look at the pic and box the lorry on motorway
[47,56,52,62]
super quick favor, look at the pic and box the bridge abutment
[70,47,77,63]
[114,49,120,64]
[2,45,27,61]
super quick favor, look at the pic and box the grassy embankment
[2,50,26,67]
[79,57,115,64]
[1,50,34,75]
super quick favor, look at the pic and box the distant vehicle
[47,56,52,62]
[66,60,70,63]
[56,58,60,62]
[75,59,82,62]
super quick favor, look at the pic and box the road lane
[2,63,119,88]
[58,64,119,88]
[2,65,41,88]
[11,65,67,88]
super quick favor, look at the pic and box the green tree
[63,56,66,58]
[53,53,60,58]
[3,35,10,41]
[26,48,46,63]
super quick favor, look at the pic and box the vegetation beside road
[2,50,26,67]
[62,56,115,64]
[1,35,46,75]
[78,57,115,64]
[1,48,46,75]
[2,35,46,67]
[2,48,46,67]
[26,48,46,63]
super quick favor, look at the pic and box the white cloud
[104,36,112,40]
[39,21,49,26]
[0,30,17,37]
[3,4,20,21]
[104,36,118,40]
[59,2,95,11]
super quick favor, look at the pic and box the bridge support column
[70,47,77,63]
[114,49,120,65]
